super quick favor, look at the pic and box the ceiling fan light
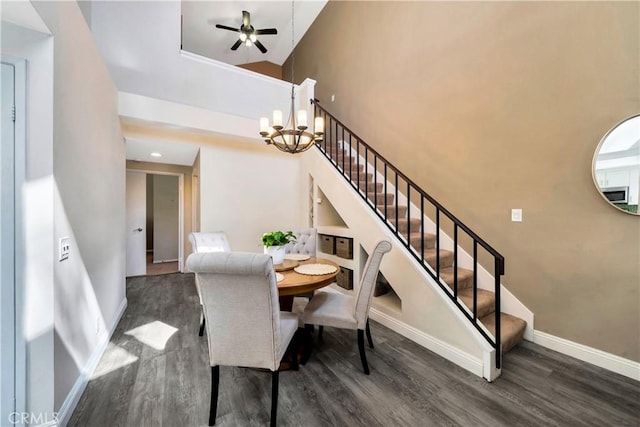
[245,39,252,46]
[239,33,247,42]
[249,34,257,42]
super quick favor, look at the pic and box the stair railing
[312,99,505,369]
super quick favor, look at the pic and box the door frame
[125,169,185,273]
[1,55,27,422]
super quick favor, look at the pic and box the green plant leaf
[261,230,296,247]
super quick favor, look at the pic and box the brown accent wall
[238,60,283,80]
[287,1,640,361]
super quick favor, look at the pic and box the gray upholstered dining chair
[302,240,392,375]
[188,232,232,336]
[284,228,317,256]
[186,252,299,427]
[188,231,232,253]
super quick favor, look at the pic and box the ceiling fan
[214,10,277,54]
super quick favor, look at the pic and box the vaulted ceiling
[181,1,327,66]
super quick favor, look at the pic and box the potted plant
[262,230,296,265]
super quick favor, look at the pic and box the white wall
[199,139,306,253]
[153,175,179,262]
[1,13,55,424]
[27,1,127,422]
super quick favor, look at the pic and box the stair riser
[396,218,422,234]
[367,193,395,205]
[378,206,408,219]
[410,235,436,250]
[354,182,383,193]
[425,251,454,270]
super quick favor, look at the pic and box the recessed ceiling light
[150,152,162,157]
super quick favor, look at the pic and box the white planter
[264,245,286,265]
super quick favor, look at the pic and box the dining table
[274,256,339,311]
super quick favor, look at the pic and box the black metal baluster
[495,257,502,370]
[436,208,440,278]
[394,173,399,235]
[384,164,388,222]
[453,224,458,298]
[420,195,424,263]
[473,241,478,320]
[341,126,345,175]
[364,147,369,203]
[349,134,353,183]
[406,181,410,248]
[374,155,378,210]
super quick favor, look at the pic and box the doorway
[125,171,184,277]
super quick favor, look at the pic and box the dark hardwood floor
[69,273,640,427]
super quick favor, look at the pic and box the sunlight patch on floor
[91,343,139,379]
[125,320,178,351]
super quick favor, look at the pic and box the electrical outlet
[331,94,335,102]
[59,237,70,261]
[511,209,523,222]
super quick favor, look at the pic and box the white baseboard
[153,258,178,264]
[369,308,484,378]
[56,298,128,427]
[533,330,640,382]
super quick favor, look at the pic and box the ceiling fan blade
[255,28,277,35]
[254,39,267,54]
[230,39,242,51]
[242,10,250,28]
[215,24,240,32]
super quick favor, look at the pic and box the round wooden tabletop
[277,257,339,297]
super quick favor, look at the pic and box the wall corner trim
[55,297,128,427]
[533,330,640,382]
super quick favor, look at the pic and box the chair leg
[301,325,314,365]
[286,333,300,371]
[209,366,220,426]
[318,325,324,340]
[270,370,279,427]
[199,306,205,336]
[365,319,374,349]
[357,329,370,375]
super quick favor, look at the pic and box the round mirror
[592,114,640,215]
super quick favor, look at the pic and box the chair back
[285,228,317,256]
[189,232,231,253]
[354,241,392,328]
[186,252,283,371]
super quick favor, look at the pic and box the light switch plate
[511,209,523,222]
[59,237,70,261]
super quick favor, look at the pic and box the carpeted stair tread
[377,205,408,219]
[354,172,373,182]
[423,248,454,269]
[440,267,473,291]
[396,217,423,234]
[480,312,527,353]
[457,288,496,319]
[409,232,436,249]
[356,181,383,192]
[367,192,395,205]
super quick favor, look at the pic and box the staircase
[312,100,527,367]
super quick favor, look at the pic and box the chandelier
[259,2,323,153]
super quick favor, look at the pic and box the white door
[126,171,147,276]
[1,61,16,424]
